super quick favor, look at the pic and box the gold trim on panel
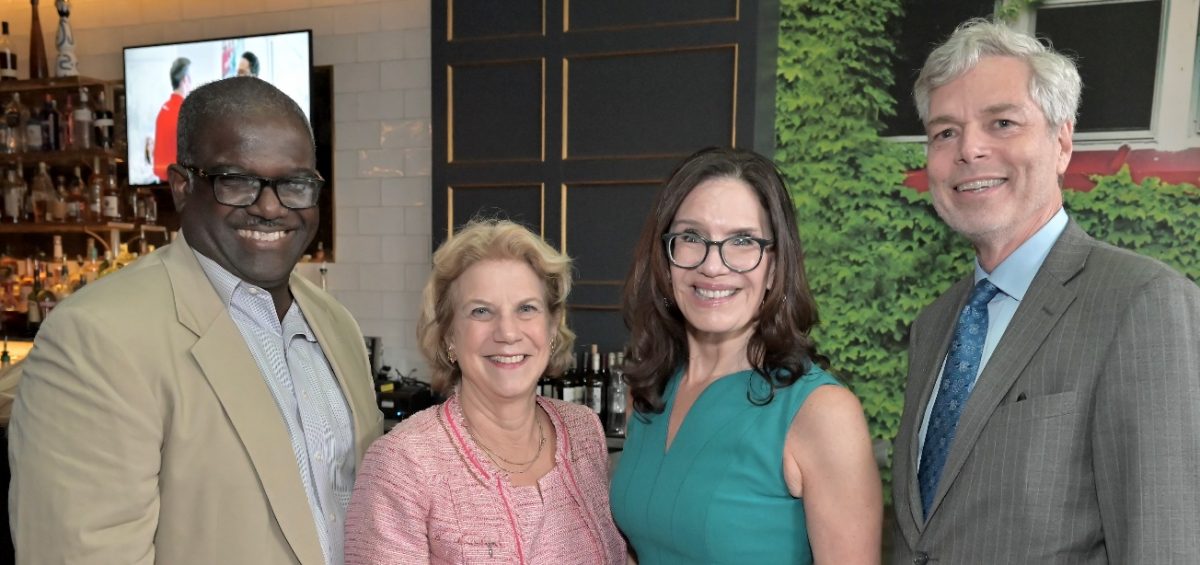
[567,304,622,312]
[446,182,547,239]
[447,0,549,42]
[447,58,547,165]
[447,65,455,163]
[730,43,739,147]
[562,44,739,162]
[559,183,568,253]
[563,0,741,33]
[561,58,570,161]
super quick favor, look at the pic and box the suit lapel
[162,239,326,565]
[924,222,1090,520]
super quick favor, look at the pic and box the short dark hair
[175,76,314,167]
[621,147,823,414]
[241,51,260,76]
[169,57,191,90]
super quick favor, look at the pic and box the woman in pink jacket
[345,219,625,564]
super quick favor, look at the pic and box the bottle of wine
[589,344,603,415]
[608,352,627,437]
[28,161,54,223]
[93,90,115,149]
[72,88,93,150]
[3,93,25,154]
[39,95,59,151]
[86,156,102,222]
[28,0,49,80]
[65,166,84,222]
[0,22,17,81]
[2,168,25,223]
[101,158,121,221]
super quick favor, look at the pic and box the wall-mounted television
[122,30,313,186]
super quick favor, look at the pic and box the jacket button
[913,552,930,565]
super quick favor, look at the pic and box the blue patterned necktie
[918,278,1000,518]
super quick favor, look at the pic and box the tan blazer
[9,237,384,565]
[891,221,1200,564]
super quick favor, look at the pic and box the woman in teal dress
[610,147,882,564]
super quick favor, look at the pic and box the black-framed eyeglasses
[662,232,775,273]
[183,165,324,210]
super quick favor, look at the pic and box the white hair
[913,18,1082,129]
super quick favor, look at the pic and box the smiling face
[668,176,774,347]
[448,259,555,402]
[170,112,318,297]
[924,55,1073,269]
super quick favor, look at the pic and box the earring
[446,344,457,364]
[549,337,558,353]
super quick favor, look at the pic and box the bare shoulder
[792,384,868,432]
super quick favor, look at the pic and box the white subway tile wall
[3,0,435,380]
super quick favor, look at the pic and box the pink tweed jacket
[345,395,625,564]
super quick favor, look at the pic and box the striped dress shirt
[195,251,356,565]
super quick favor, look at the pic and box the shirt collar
[192,250,315,342]
[974,207,1068,302]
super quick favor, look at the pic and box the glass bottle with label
[2,168,26,223]
[65,166,85,222]
[29,161,53,222]
[93,90,114,149]
[50,175,67,222]
[72,88,93,150]
[23,99,41,152]
[86,156,102,222]
[0,21,17,81]
[3,93,25,154]
[608,352,627,437]
[39,94,59,151]
[101,159,121,221]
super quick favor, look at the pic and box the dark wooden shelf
[0,76,111,93]
[0,222,165,234]
[0,147,124,168]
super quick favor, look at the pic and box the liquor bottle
[3,168,26,223]
[3,93,24,154]
[0,22,17,81]
[102,158,120,221]
[39,95,59,151]
[26,259,42,331]
[576,347,591,406]
[23,99,41,152]
[608,352,627,437]
[29,162,54,222]
[72,87,93,150]
[141,188,157,225]
[60,93,73,149]
[86,157,102,221]
[50,176,67,221]
[80,238,98,284]
[65,166,84,222]
[93,90,114,149]
[33,262,56,322]
[589,344,603,415]
[0,336,10,368]
[560,353,577,403]
[50,262,70,302]
[28,0,50,80]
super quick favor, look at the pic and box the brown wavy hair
[621,147,824,414]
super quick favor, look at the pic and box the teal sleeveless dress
[609,365,841,564]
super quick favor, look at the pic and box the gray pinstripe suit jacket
[891,221,1200,564]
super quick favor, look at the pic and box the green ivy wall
[775,0,1200,500]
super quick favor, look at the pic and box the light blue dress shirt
[918,208,1068,461]
[195,251,355,565]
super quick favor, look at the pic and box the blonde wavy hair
[418,219,575,393]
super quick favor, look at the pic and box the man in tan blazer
[9,77,383,564]
[891,20,1200,564]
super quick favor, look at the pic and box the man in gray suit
[891,19,1200,564]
